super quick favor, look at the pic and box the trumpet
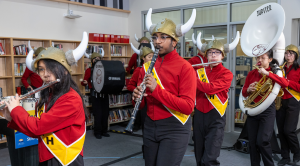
[192,61,223,67]
[0,79,60,110]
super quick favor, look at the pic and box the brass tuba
[243,63,285,109]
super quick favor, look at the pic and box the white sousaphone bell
[239,3,285,116]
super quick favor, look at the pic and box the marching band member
[81,51,110,139]
[188,33,208,70]
[0,32,88,166]
[126,35,151,74]
[193,32,238,166]
[276,45,300,165]
[132,8,197,166]
[242,49,289,166]
[21,43,44,91]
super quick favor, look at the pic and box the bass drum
[92,60,125,94]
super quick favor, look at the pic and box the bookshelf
[0,36,133,142]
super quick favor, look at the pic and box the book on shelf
[86,45,104,55]
[14,63,26,76]
[54,44,63,50]
[109,108,133,123]
[109,93,132,106]
[110,45,126,56]
[235,109,247,123]
[13,44,28,55]
[0,43,5,55]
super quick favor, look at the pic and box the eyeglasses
[151,36,171,43]
[37,67,51,76]
[207,51,222,56]
[285,52,295,56]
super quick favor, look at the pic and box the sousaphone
[238,3,285,116]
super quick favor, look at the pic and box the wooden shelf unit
[0,36,132,98]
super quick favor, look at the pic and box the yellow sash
[197,68,228,116]
[143,62,190,125]
[38,105,85,166]
[282,70,300,101]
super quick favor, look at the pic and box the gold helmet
[26,32,88,73]
[145,8,196,42]
[285,44,299,58]
[28,41,45,56]
[135,34,151,43]
[84,48,104,63]
[131,42,155,59]
[196,31,240,57]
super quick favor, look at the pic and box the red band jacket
[276,64,300,99]
[196,63,233,113]
[7,88,86,163]
[188,53,208,70]
[126,53,138,73]
[137,49,196,121]
[127,67,141,92]
[21,68,43,88]
[242,67,289,102]
[81,68,92,89]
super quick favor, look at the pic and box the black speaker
[235,139,250,153]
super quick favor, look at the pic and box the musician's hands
[0,101,12,122]
[4,94,20,113]
[258,67,269,76]
[247,82,257,94]
[27,86,33,91]
[82,80,88,85]
[132,86,147,102]
[145,74,157,92]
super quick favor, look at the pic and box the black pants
[248,103,275,166]
[143,115,191,166]
[39,155,84,166]
[91,94,109,135]
[276,97,300,158]
[193,109,226,166]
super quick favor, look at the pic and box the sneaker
[278,158,290,166]
[293,151,300,163]
[101,133,110,137]
[94,134,102,139]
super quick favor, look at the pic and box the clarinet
[124,49,159,133]
[0,79,60,110]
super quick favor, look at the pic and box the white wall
[281,0,300,45]
[0,0,129,41]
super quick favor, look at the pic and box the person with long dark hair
[242,49,289,166]
[0,32,88,166]
[275,44,300,165]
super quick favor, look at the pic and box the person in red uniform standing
[188,33,208,70]
[81,50,110,139]
[276,44,300,166]
[193,31,239,166]
[21,46,44,90]
[132,8,197,166]
[0,32,88,166]
[126,34,151,74]
[242,49,289,166]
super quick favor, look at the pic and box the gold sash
[38,105,85,166]
[143,62,190,125]
[197,68,228,116]
[283,70,300,101]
